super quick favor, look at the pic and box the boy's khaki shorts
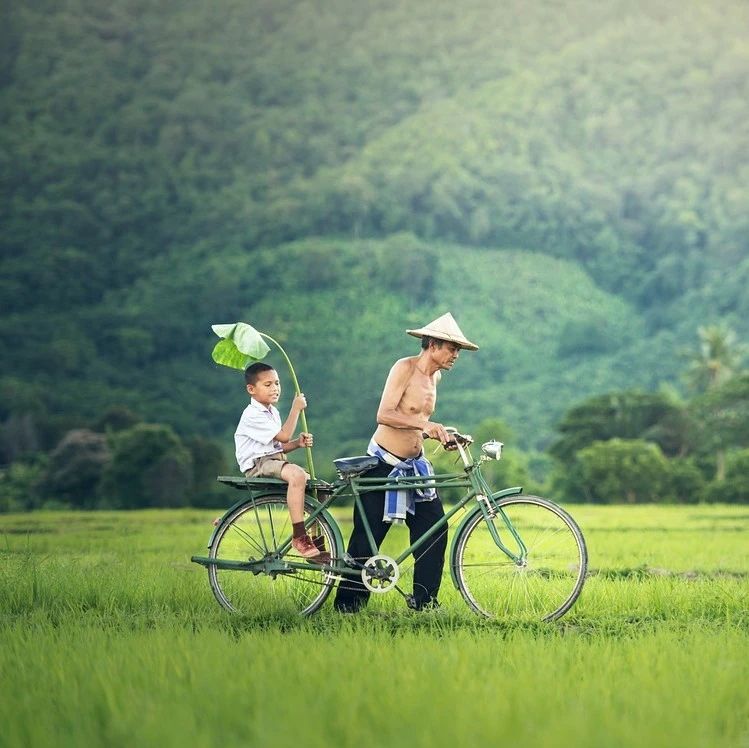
[244,453,288,479]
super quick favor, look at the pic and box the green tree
[0,458,46,512]
[186,436,228,507]
[3,0,749,467]
[705,449,749,503]
[549,391,690,463]
[91,405,141,434]
[690,373,749,480]
[100,424,193,509]
[667,457,706,504]
[0,413,41,466]
[40,429,111,509]
[574,439,672,504]
[683,325,747,393]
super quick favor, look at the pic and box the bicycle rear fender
[448,486,523,589]
[206,490,345,555]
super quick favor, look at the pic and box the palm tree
[684,325,747,480]
[684,325,746,393]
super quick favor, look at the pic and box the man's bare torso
[373,356,439,458]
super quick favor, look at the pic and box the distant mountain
[1,0,747,464]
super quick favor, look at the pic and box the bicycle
[192,428,588,621]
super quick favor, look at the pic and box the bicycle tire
[452,495,587,622]
[208,494,340,617]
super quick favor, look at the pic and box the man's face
[431,340,461,370]
[247,369,281,405]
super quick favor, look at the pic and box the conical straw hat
[406,312,479,351]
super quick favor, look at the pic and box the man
[334,312,479,612]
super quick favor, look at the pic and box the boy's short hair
[245,362,275,386]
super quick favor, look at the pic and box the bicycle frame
[193,438,529,587]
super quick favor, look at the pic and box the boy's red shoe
[292,534,323,558]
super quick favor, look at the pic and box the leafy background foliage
[1,0,748,505]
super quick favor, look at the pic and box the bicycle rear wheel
[452,495,587,621]
[208,494,339,617]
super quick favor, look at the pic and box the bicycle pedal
[342,553,364,569]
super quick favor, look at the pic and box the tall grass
[1,505,748,747]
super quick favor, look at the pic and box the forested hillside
[1,0,748,493]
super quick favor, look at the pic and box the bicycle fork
[478,496,528,565]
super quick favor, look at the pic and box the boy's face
[247,369,281,406]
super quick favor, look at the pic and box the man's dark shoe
[409,597,441,612]
[333,596,365,614]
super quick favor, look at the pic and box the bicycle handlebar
[444,427,474,447]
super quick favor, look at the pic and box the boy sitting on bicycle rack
[234,362,326,561]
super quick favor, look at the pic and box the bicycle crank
[361,554,400,593]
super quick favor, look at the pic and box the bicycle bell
[481,440,504,460]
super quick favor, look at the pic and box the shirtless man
[373,341,458,457]
[334,313,478,613]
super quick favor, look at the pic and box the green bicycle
[192,428,588,621]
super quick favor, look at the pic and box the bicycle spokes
[208,496,339,617]
[454,496,587,621]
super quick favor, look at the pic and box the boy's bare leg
[280,463,307,524]
[281,463,325,559]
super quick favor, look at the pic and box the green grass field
[1,503,748,748]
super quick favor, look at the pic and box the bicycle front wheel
[208,495,339,617]
[452,495,587,622]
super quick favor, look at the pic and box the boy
[234,362,325,560]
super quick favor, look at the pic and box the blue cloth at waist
[367,438,437,524]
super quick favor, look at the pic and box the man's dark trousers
[333,460,448,612]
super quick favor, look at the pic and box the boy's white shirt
[234,398,284,472]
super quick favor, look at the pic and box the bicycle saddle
[333,455,380,477]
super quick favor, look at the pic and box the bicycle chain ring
[361,554,400,593]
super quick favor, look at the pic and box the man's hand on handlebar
[422,421,452,445]
[423,423,473,449]
[444,427,473,450]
